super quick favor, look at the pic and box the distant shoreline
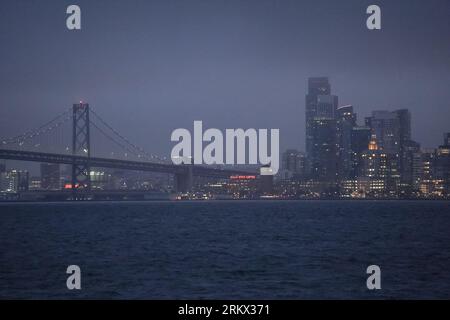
[1,198,449,204]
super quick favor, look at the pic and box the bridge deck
[0,149,257,178]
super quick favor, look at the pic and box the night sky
[1,0,449,161]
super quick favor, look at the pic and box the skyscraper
[394,109,415,184]
[401,139,421,187]
[412,151,424,190]
[305,77,338,179]
[310,118,338,181]
[305,78,332,157]
[336,105,357,180]
[317,95,338,118]
[365,111,401,155]
[350,126,371,178]
[394,109,411,142]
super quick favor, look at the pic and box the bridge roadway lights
[175,164,193,193]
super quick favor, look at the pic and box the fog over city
[1,0,449,161]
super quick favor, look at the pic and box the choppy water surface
[1,200,450,299]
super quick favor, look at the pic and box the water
[1,200,450,299]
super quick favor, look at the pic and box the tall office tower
[0,163,5,173]
[412,152,423,189]
[305,77,338,169]
[316,95,338,118]
[336,105,357,180]
[305,77,338,177]
[281,149,306,176]
[366,110,401,154]
[393,109,413,182]
[394,109,411,142]
[401,140,421,186]
[350,126,371,178]
[310,118,337,181]
[40,163,60,190]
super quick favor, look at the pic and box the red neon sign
[230,175,256,180]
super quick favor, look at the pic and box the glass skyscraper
[305,77,338,179]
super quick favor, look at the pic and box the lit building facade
[0,170,29,193]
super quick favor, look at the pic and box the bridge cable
[0,107,71,146]
[90,108,167,163]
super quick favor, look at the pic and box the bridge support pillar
[175,165,193,193]
[72,102,91,191]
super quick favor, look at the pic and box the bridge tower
[72,102,91,190]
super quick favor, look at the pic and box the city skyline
[2,0,450,304]
[1,83,449,199]
[1,91,448,176]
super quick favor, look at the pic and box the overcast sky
[1,0,449,162]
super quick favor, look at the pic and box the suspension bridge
[0,103,258,195]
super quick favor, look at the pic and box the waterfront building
[40,163,60,190]
[0,170,29,193]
